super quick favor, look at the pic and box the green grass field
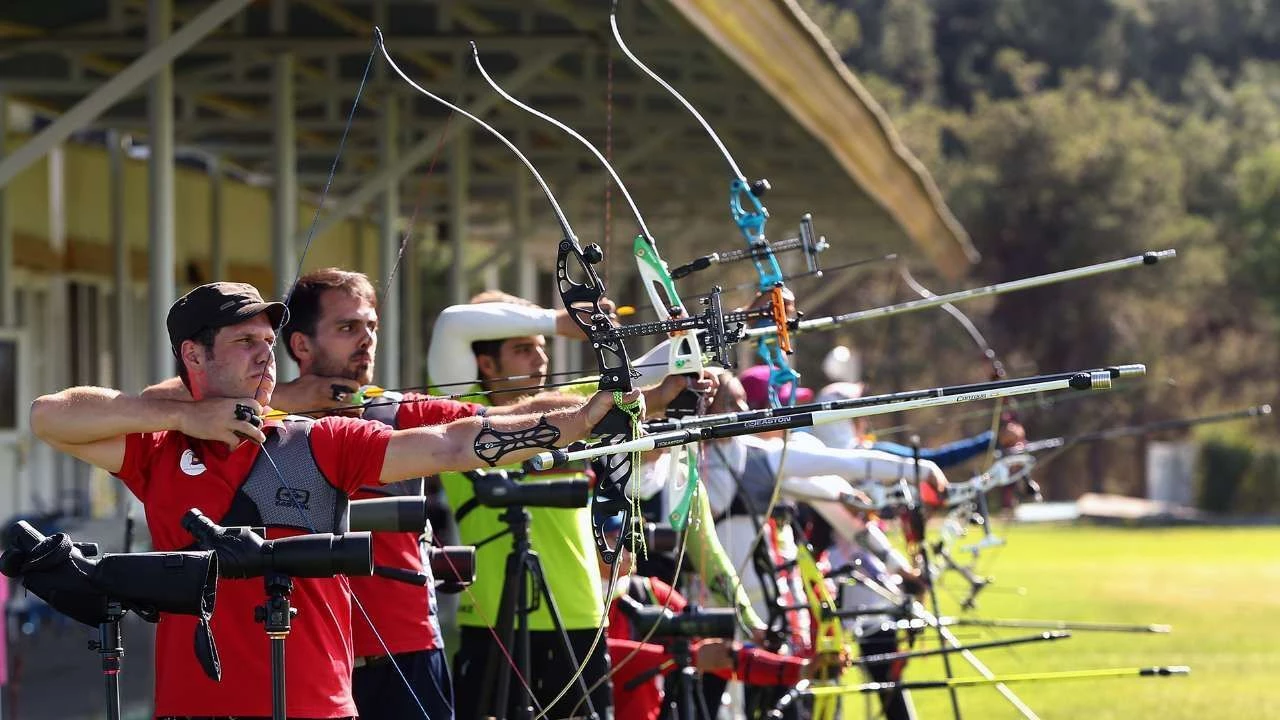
[889,523,1280,720]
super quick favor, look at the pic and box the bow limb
[468,48,751,720]
[470,42,711,533]
[793,544,861,720]
[232,36,446,720]
[898,261,1009,570]
[468,42,715,380]
[611,3,799,407]
[380,31,642,720]
[379,32,642,563]
[899,263,1005,381]
[612,10,809,653]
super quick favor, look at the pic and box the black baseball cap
[167,282,288,354]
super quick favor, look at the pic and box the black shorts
[352,647,454,720]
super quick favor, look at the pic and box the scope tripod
[475,504,599,720]
[87,601,127,720]
[256,572,296,720]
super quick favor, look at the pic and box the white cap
[823,345,862,384]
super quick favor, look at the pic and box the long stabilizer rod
[884,617,1173,634]
[745,249,1176,340]
[643,364,1146,434]
[772,666,1189,712]
[1019,404,1273,453]
[529,367,1137,470]
[857,631,1070,667]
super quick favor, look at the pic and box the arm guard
[472,415,561,466]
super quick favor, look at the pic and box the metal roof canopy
[0,0,975,288]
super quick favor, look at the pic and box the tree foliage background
[797,0,1280,511]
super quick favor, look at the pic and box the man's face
[478,335,548,401]
[185,314,277,404]
[297,289,378,384]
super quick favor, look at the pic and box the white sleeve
[634,453,673,502]
[780,475,871,541]
[631,338,672,388]
[426,303,559,389]
[770,442,943,485]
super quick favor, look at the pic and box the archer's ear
[288,331,311,363]
[474,355,497,382]
[180,339,205,372]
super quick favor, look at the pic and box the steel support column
[448,128,470,306]
[108,130,131,391]
[209,154,226,280]
[378,96,401,388]
[482,258,500,291]
[271,0,297,380]
[148,0,176,385]
[0,94,13,327]
[514,169,537,303]
[48,146,74,503]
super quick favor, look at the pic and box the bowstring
[564,484,696,719]
[372,34,568,710]
[234,38,447,719]
[850,268,902,438]
[374,73,554,711]
[385,34,647,719]
[379,110,455,318]
[529,394,645,720]
[468,36,724,718]
[710,440,804,655]
[270,365,658,418]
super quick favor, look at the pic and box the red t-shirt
[114,416,391,718]
[350,395,482,657]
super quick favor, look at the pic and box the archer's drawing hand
[181,398,266,450]
[272,374,361,416]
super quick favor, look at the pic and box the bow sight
[585,285,767,372]
[670,212,828,281]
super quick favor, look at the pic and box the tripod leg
[525,551,601,720]
[481,550,526,720]
[516,557,532,720]
[96,611,123,720]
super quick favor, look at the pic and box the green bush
[1197,440,1280,515]
[1235,448,1280,515]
